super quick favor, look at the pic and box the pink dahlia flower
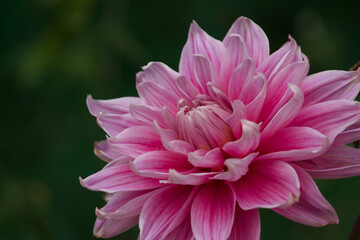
[81,17,360,239]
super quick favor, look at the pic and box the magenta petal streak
[81,16,360,239]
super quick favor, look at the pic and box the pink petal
[257,127,329,161]
[225,100,247,139]
[97,112,140,137]
[302,69,360,107]
[273,165,338,226]
[163,215,193,240]
[137,81,179,115]
[188,148,224,168]
[258,36,302,81]
[244,73,267,122]
[93,216,139,238]
[175,75,200,102]
[334,119,360,144]
[220,34,247,92]
[290,99,360,143]
[139,185,197,240]
[230,160,300,210]
[206,83,233,111]
[228,206,260,240]
[179,21,226,89]
[80,163,163,193]
[223,119,260,158]
[191,181,235,240]
[108,126,164,158]
[193,54,220,93]
[296,144,360,179]
[137,61,182,97]
[87,95,141,116]
[260,83,304,143]
[96,190,153,220]
[228,58,256,101]
[213,153,258,182]
[223,17,269,66]
[131,150,192,179]
[94,140,125,162]
[129,104,168,128]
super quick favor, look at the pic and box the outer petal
[139,185,197,240]
[163,215,193,240]
[273,165,338,226]
[302,69,360,107]
[230,160,300,210]
[223,119,260,158]
[257,127,329,161]
[87,95,141,116]
[94,140,125,162]
[296,144,360,179]
[129,104,168,129]
[179,21,226,89]
[93,216,139,238]
[191,181,235,240]
[335,120,360,144]
[108,126,164,158]
[228,206,260,240]
[79,163,163,193]
[97,113,140,137]
[131,150,192,179]
[290,100,360,143]
[223,17,269,66]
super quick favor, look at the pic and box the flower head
[81,17,360,239]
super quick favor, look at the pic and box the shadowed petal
[97,113,140,137]
[94,216,139,238]
[228,58,255,101]
[223,17,269,66]
[94,141,125,162]
[163,215,193,240]
[129,104,168,128]
[194,54,220,93]
[163,169,217,185]
[230,160,300,210]
[188,148,225,168]
[273,165,338,226]
[228,206,260,240]
[191,182,235,240]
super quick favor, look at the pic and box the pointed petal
[220,34,247,92]
[213,153,258,182]
[139,185,197,240]
[137,81,179,115]
[80,163,163,193]
[94,140,125,162]
[193,54,220,93]
[244,73,268,122]
[230,160,300,210]
[273,165,338,226]
[131,151,192,179]
[302,69,360,107]
[228,206,260,240]
[138,62,182,97]
[260,83,304,143]
[223,119,260,158]
[179,21,226,88]
[108,126,164,158]
[334,120,360,144]
[129,104,168,128]
[163,169,217,185]
[96,112,140,137]
[228,58,256,101]
[175,75,201,101]
[223,17,269,66]
[296,144,360,179]
[87,95,141,116]
[93,216,139,238]
[225,100,247,139]
[290,100,360,143]
[258,36,302,81]
[257,127,329,161]
[188,148,225,168]
[191,182,235,240]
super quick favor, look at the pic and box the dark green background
[1,0,359,239]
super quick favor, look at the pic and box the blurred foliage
[1,0,359,239]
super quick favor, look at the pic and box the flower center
[176,97,234,150]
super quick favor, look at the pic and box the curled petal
[273,165,338,226]
[223,119,261,158]
[94,140,125,162]
[225,100,247,139]
[194,54,220,93]
[97,113,139,137]
[223,17,269,66]
[94,216,139,238]
[230,160,300,210]
[191,182,235,240]
[188,148,225,169]
[129,104,168,128]
[163,169,217,185]
[87,95,141,116]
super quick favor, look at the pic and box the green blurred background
[1,0,359,239]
